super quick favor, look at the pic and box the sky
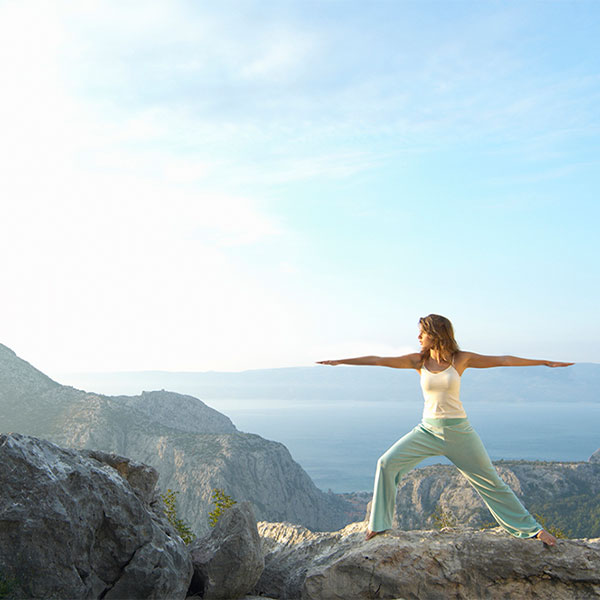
[1,0,599,376]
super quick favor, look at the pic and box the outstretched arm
[461,351,574,369]
[317,353,422,369]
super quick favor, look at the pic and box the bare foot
[365,529,381,541]
[536,530,557,546]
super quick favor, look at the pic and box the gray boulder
[189,502,264,599]
[0,433,192,599]
[256,521,600,600]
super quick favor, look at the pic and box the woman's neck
[429,349,451,364]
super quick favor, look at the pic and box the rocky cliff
[0,343,350,535]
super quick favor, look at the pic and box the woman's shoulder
[453,350,474,374]
[455,350,479,359]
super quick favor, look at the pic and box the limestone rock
[0,433,192,599]
[256,521,600,600]
[590,448,600,463]
[189,502,264,599]
[81,448,160,503]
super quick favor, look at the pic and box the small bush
[208,488,237,527]
[431,504,458,529]
[161,489,196,544]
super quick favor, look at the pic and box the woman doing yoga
[318,314,573,546]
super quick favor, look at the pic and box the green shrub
[161,488,196,544]
[208,488,237,527]
[431,504,457,529]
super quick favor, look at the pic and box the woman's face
[418,326,434,351]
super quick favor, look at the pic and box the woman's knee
[377,452,409,471]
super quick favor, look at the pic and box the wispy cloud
[7,0,591,186]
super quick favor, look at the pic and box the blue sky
[1,0,598,374]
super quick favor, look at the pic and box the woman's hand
[545,361,575,367]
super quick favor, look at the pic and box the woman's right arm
[317,353,422,369]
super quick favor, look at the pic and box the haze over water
[207,398,600,492]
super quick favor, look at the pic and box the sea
[202,397,600,493]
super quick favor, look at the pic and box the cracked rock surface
[256,521,600,600]
[0,433,192,599]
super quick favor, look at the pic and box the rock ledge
[256,521,600,600]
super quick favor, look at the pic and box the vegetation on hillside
[533,513,567,539]
[529,496,600,538]
[430,504,458,529]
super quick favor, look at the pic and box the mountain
[55,361,600,403]
[0,343,350,535]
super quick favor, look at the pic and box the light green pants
[369,418,542,538]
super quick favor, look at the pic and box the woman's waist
[422,397,467,419]
[423,416,468,427]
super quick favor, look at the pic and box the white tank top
[420,360,467,419]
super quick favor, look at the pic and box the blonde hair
[419,314,459,364]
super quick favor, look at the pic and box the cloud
[6,0,592,189]
[240,28,318,81]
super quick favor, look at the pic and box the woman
[318,314,573,546]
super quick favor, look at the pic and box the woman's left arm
[461,351,574,369]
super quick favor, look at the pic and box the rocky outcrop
[189,502,264,599]
[590,448,600,463]
[256,521,600,600]
[0,343,351,535]
[0,433,192,599]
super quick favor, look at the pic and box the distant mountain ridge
[55,362,600,403]
[0,343,350,535]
